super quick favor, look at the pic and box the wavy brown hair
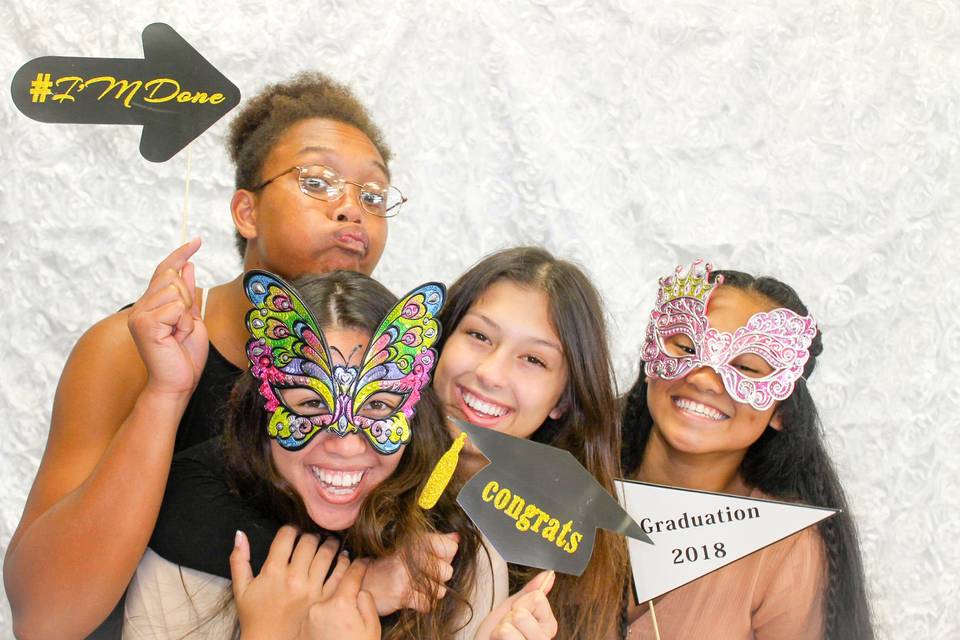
[439,247,629,639]
[223,271,483,638]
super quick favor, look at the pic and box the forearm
[4,387,191,640]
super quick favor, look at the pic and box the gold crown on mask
[656,259,724,307]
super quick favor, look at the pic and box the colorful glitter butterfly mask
[244,270,444,453]
[641,261,818,410]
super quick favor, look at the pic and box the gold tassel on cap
[418,432,469,509]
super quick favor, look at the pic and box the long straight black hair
[621,269,874,640]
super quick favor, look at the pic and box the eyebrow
[467,311,564,354]
[297,145,390,181]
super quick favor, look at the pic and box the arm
[3,240,207,639]
[149,438,282,578]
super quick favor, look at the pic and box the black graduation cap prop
[421,419,653,576]
[11,23,240,162]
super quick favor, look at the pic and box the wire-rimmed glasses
[253,164,406,218]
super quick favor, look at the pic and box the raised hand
[362,531,459,615]
[476,571,558,640]
[127,238,208,396]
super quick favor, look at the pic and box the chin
[306,503,363,532]
[318,249,368,273]
[657,423,715,455]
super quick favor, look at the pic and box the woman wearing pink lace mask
[620,261,873,640]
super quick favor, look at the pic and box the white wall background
[2,1,958,637]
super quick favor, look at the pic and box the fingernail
[235,530,244,547]
[540,570,555,592]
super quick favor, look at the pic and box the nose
[685,365,725,396]
[331,183,364,224]
[321,430,369,458]
[474,347,509,390]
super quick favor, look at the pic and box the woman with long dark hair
[621,262,873,639]
[434,246,629,639]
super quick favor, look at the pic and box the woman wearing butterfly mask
[431,246,629,639]
[123,270,557,640]
[620,261,874,639]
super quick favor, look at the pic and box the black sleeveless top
[173,342,244,453]
[149,438,281,578]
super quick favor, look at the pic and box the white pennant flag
[615,479,837,603]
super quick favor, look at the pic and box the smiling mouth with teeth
[673,397,729,421]
[462,389,510,417]
[310,466,365,495]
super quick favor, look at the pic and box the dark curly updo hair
[227,72,391,259]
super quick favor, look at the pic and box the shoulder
[50,309,147,445]
[759,524,827,582]
[749,488,828,570]
[63,308,145,394]
[74,306,140,359]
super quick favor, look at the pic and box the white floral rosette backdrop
[2,1,958,638]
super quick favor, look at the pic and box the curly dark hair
[621,269,874,640]
[227,72,392,258]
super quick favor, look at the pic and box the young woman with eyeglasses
[4,72,408,639]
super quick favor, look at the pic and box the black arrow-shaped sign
[11,23,240,162]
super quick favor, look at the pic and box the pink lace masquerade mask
[641,261,817,410]
[244,271,444,454]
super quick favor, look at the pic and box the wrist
[136,384,195,415]
[361,561,401,616]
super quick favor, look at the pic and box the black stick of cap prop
[419,418,653,576]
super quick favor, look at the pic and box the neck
[635,427,749,495]
[205,274,256,367]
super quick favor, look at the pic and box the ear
[231,189,258,242]
[768,406,784,432]
[548,399,568,421]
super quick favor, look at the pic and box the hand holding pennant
[420,419,653,576]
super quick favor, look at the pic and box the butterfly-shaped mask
[244,271,444,454]
[641,261,818,410]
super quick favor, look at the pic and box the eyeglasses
[252,164,406,218]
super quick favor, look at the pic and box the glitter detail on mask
[641,261,817,410]
[244,271,445,454]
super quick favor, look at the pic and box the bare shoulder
[61,307,146,398]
